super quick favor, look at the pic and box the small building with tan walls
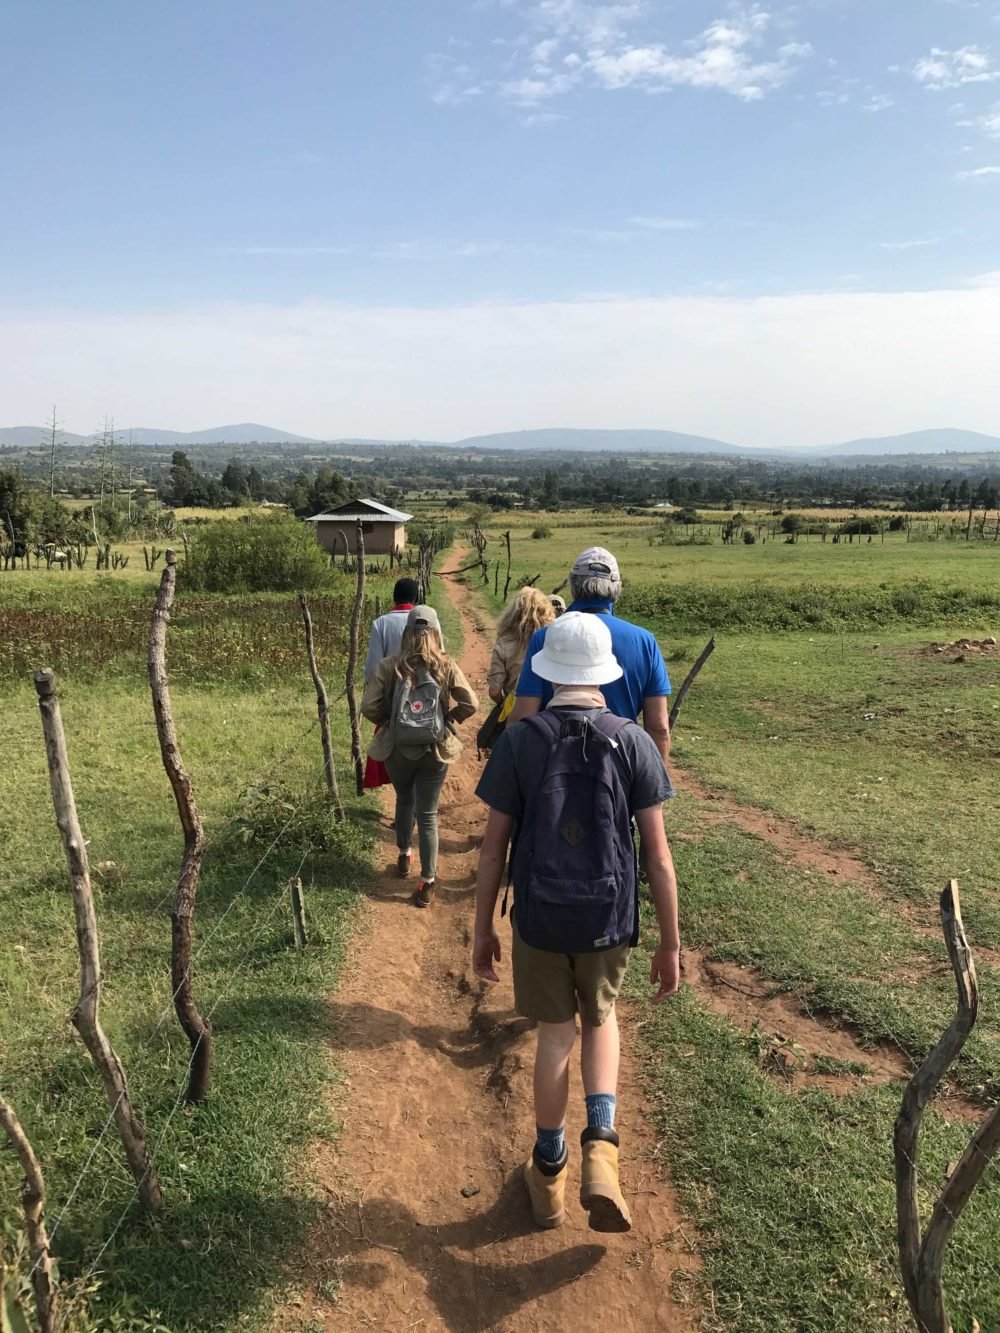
[306,498,412,556]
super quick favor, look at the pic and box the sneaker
[580,1128,632,1232]
[397,851,412,878]
[523,1145,569,1229]
[413,880,435,908]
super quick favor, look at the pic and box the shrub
[531,525,552,540]
[182,515,332,593]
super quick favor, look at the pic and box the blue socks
[535,1125,565,1164]
[585,1093,617,1131]
[535,1097,616,1160]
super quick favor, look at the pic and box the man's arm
[472,809,514,981]
[363,620,383,683]
[634,805,680,1002]
[641,694,671,761]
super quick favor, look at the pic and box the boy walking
[473,612,680,1232]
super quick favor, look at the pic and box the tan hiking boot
[523,1146,569,1229]
[580,1128,632,1232]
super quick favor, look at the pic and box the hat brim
[530,648,624,687]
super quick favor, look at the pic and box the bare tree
[148,550,212,1103]
[0,1095,59,1332]
[33,669,163,1210]
[895,880,1000,1332]
[44,405,61,499]
[298,593,344,819]
[127,428,135,526]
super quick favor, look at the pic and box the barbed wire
[56,843,315,1330]
[35,746,337,1270]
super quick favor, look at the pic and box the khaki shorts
[511,918,630,1027]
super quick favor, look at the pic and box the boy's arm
[472,808,514,981]
[634,805,681,1002]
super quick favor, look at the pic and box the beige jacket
[361,655,479,764]
[487,630,526,699]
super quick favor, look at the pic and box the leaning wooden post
[503,529,513,602]
[668,636,716,730]
[298,593,344,820]
[894,880,1000,1333]
[0,1095,59,1331]
[148,550,212,1104]
[33,669,163,1209]
[346,520,366,796]
[288,876,308,950]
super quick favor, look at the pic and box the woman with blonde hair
[362,605,478,908]
[488,587,556,705]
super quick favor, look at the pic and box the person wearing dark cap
[364,577,420,682]
[510,548,672,760]
[362,606,478,907]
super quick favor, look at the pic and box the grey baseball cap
[406,604,441,632]
[570,546,620,581]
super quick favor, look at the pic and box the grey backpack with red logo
[390,669,446,746]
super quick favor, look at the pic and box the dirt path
[282,562,699,1332]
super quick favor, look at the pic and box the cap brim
[530,648,624,687]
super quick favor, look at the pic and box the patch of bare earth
[274,559,701,1332]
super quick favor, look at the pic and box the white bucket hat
[530,611,623,687]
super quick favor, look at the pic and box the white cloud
[425,53,483,105]
[956,163,1000,177]
[587,13,812,101]
[913,45,1000,89]
[9,287,1000,447]
[474,5,813,109]
[879,237,940,250]
[371,240,511,260]
[863,94,894,112]
[965,101,1000,135]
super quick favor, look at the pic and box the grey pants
[384,750,448,882]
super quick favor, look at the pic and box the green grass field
[5,511,1000,1330]
[0,562,400,1329]
[471,507,1000,1332]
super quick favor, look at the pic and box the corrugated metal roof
[307,498,412,524]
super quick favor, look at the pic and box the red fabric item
[363,724,392,789]
[393,603,414,612]
[363,755,391,789]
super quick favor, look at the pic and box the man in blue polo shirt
[509,546,672,760]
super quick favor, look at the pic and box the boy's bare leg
[581,1008,620,1096]
[533,1020,576,1129]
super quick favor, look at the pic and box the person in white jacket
[364,578,419,682]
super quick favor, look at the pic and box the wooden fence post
[147,550,213,1104]
[288,876,308,949]
[0,1096,59,1332]
[298,593,344,820]
[668,636,716,731]
[895,880,1000,1333]
[346,520,366,796]
[502,529,513,602]
[33,670,163,1209]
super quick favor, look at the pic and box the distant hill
[453,427,747,455]
[821,428,1000,457]
[0,423,317,448]
[4,421,1000,458]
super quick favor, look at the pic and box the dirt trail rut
[283,563,699,1332]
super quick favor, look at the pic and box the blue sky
[2,0,1000,444]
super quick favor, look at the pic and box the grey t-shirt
[475,707,674,820]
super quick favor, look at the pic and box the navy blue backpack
[509,709,638,954]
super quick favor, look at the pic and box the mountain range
[2,422,1000,458]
